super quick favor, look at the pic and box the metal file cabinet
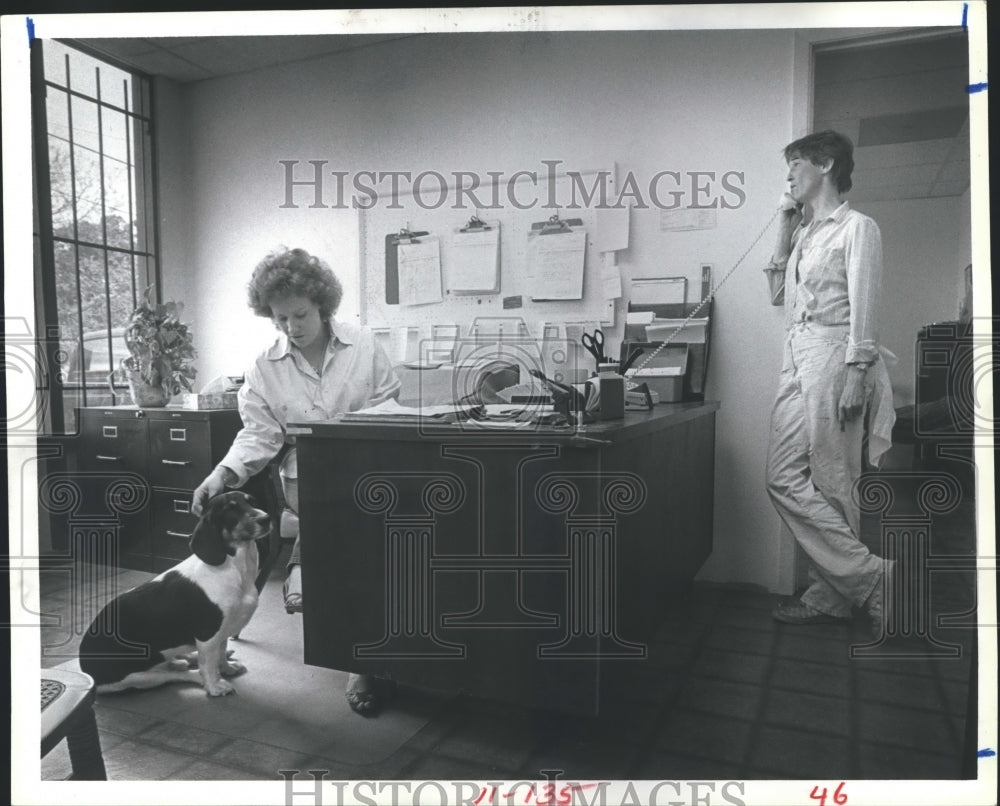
[74,407,243,571]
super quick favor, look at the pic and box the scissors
[581,329,607,364]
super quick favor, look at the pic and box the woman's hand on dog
[192,468,229,516]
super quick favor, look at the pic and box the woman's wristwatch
[215,465,238,486]
[849,361,871,372]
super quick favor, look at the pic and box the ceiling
[76,34,414,84]
[79,31,971,204]
[813,32,971,203]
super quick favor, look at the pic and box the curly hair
[783,130,855,194]
[247,247,344,320]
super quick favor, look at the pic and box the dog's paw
[204,678,235,697]
[220,660,247,678]
[175,650,203,670]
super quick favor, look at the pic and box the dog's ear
[190,496,230,565]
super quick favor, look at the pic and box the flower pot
[111,368,171,408]
[129,377,170,408]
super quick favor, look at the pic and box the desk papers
[631,276,687,306]
[645,317,709,344]
[342,398,477,422]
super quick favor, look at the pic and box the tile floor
[38,465,979,782]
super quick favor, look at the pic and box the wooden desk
[294,402,718,714]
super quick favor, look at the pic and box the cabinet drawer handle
[96,454,121,462]
[166,530,191,539]
[161,459,191,467]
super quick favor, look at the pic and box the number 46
[810,781,847,806]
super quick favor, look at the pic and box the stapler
[528,369,595,424]
[625,382,658,409]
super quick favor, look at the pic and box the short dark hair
[247,247,344,320]
[784,130,855,193]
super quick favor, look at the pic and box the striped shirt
[220,318,400,484]
[778,201,883,364]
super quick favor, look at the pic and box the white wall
[154,30,967,593]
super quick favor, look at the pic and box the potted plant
[114,286,197,407]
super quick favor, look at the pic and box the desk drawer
[148,419,212,488]
[79,414,148,474]
[151,490,197,562]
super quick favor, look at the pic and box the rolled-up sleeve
[845,217,882,364]
[219,363,286,486]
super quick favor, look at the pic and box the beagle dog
[79,491,269,696]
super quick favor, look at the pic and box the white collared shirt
[783,201,883,364]
[220,318,400,483]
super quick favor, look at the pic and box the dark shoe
[345,673,396,717]
[772,599,849,625]
[282,576,303,614]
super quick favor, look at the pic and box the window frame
[31,38,161,434]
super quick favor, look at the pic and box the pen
[620,347,644,374]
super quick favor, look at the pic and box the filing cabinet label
[102,426,118,438]
[169,428,187,442]
[172,498,191,514]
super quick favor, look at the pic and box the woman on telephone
[763,130,896,640]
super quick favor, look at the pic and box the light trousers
[282,476,302,568]
[766,325,884,617]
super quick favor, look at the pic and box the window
[32,39,158,433]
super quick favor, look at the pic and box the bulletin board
[359,168,617,332]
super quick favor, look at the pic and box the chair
[41,669,107,780]
[245,456,297,593]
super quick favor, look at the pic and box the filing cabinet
[75,407,244,572]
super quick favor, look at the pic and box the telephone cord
[629,207,783,375]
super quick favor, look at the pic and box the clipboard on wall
[526,215,587,301]
[359,167,617,329]
[385,228,429,304]
[450,216,501,295]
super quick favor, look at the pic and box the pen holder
[596,363,625,420]
[551,386,595,425]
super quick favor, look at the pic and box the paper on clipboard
[450,221,500,294]
[398,237,442,306]
[526,228,587,300]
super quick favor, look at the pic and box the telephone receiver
[778,192,802,212]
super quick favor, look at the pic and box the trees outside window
[33,39,158,432]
